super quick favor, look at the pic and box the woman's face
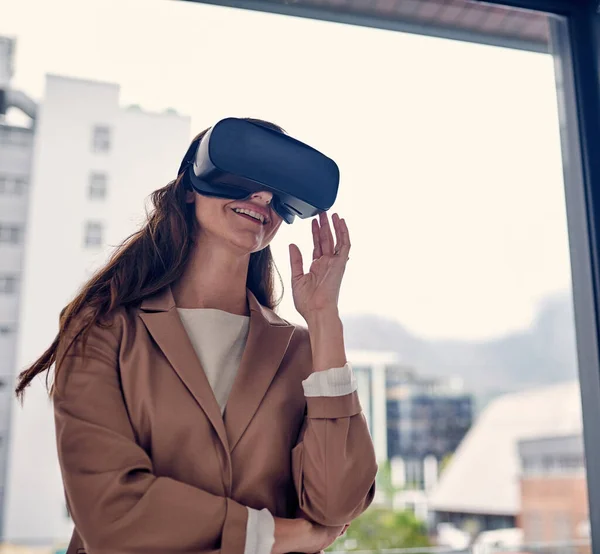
[186,189,283,253]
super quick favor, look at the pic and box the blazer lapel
[225,290,295,453]
[138,285,230,452]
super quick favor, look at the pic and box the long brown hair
[15,118,285,401]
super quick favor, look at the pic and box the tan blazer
[53,285,377,554]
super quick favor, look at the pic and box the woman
[16,118,377,554]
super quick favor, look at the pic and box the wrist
[306,311,346,372]
[305,306,341,327]
[271,517,311,554]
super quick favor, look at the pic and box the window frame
[181,0,600,545]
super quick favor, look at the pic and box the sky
[0,0,573,340]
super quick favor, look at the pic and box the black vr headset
[177,118,340,223]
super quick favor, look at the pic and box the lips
[233,209,264,225]
[230,203,271,225]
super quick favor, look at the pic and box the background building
[386,371,472,490]
[518,433,589,545]
[430,381,583,535]
[0,36,37,538]
[350,350,399,463]
[3,68,190,545]
[349,349,472,517]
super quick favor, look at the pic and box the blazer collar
[140,283,289,326]
[138,284,295,459]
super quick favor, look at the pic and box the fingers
[312,219,322,261]
[332,213,351,259]
[289,244,304,282]
[313,212,351,261]
[318,212,335,256]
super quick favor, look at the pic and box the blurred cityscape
[0,26,590,554]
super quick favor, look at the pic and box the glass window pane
[0,2,593,554]
[88,172,108,200]
[91,125,111,153]
[83,221,103,248]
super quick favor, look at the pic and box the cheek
[262,221,283,245]
[195,197,228,227]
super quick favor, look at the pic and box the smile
[232,208,267,225]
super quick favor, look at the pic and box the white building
[349,349,471,522]
[0,35,37,538]
[4,73,190,546]
[349,349,400,464]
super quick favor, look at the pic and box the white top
[177,307,250,414]
[176,307,357,554]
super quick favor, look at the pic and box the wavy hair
[15,118,285,401]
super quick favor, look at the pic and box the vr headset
[178,118,340,223]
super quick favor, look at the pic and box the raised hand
[289,212,351,321]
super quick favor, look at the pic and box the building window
[13,177,27,195]
[0,126,31,147]
[0,324,14,335]
[88,172,108,200]
[92,125,111,153]
[0,275,18,294]
[0,175,27,196]
[0,224,23,244]
[84,221,103,248]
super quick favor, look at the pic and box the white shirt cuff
[244,507,275,554]
[302,362,357,397]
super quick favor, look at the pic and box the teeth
[233,208,265,223]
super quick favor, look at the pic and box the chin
[229,236,264,254]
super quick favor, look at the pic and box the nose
[251,190,273,205]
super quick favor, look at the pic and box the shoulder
[290,323,310,343]
[59,303,138,358]
[258,303,312,359]
[54,303,144,388]
[261,306,310,344]
[65,304,130,335]
[280,320,313,376]
[53,305,133,395]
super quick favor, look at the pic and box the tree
[439,454,453,475]
[328,507,431,552]
[375,459,397,508]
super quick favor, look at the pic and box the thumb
[289,244,304,282]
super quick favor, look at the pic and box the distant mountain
[342,290,578,411]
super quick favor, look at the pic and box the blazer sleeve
[53,313,248,554]
[291,367,378,526]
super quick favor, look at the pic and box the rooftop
[429,381,582,516]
